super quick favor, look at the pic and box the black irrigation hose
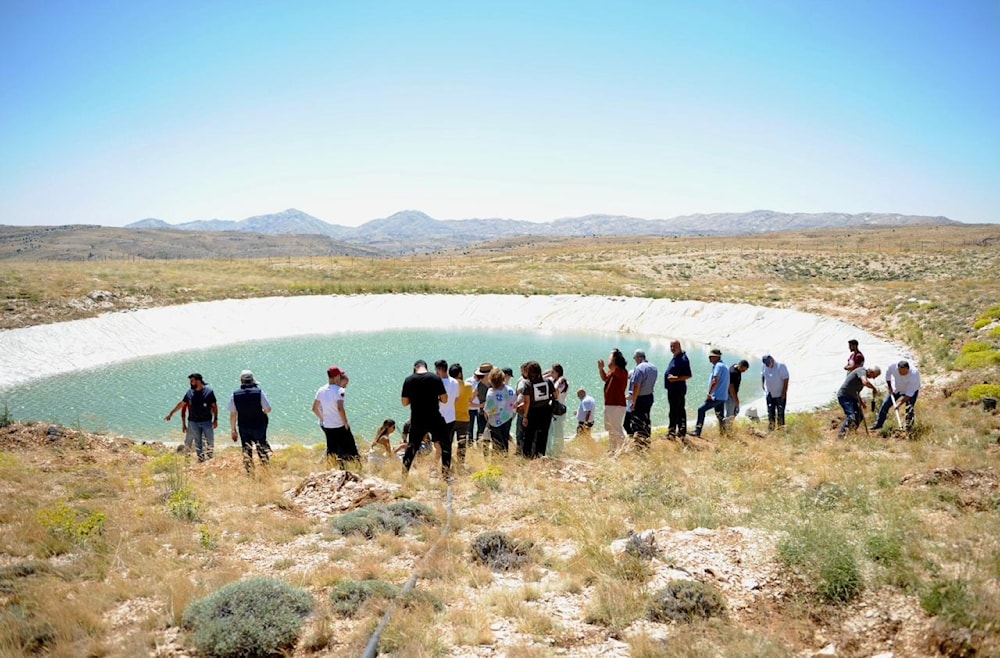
[361,482,454,658]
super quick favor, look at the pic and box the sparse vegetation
[648,579,727,623]
[1,227,999,656]
[182,577,314,658]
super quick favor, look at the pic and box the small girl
[368,419,403,464]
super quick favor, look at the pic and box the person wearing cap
[871,360,921,431]
[663,340,692,438]
[165,373,218,462]
[467,363,492,444]
[628,349,658,449]
[313,366,358,469]
[844,339,865,371]
[725,360,751,422]
[229,370,272,472]
[836,365,880,438]
[691,348,730,438]
[401,359,450,479]
[760,354,790,430]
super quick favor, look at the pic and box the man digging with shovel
[871,360,921,433]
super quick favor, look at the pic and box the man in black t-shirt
[725,360,750,422]
[401,360,450,478]
[165,373,218,462]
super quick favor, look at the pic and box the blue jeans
[837,395,862,438]
[186,420,214,461]
[873,390,919,429]
[694,399,726,436]
[469,409,487,442]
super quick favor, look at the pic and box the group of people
[595,341,775,448]
[162,336,921,476]
[164,370,272,472]
[835,339,921,438]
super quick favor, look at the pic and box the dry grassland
[1,224,999,657]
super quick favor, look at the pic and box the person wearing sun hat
[229,369,273,473]
[312,365,359,469]
[760,354,790,431]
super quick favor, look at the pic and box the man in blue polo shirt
[628,349,658,449]
[691,348,730,438]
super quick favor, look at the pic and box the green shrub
[470,531,534,571]
[383,500,436,525]
[961,341,992,354]
[168,487,202,521]
[972,305,1000,329]
[329,579,399,617]
[967,383,1000,401]
[954,349,1000,369]
[35,501,105,546]
[182,577,314,658]
[0,402,12,429]
[648,579,726,623]
[331,502,435,539]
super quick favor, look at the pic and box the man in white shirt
[761,354,790,431]
[871,360,921,431]
[312,366,358,468]
[435,359,460,467]
[576,388,596,437]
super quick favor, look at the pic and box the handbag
[551,399,567,416]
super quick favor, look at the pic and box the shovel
[893,398,905,430]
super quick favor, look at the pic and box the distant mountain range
[126,208,956,255]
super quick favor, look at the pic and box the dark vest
[233,386,267,430]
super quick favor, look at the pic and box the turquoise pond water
[1,330,741,445]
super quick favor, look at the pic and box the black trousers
[667,389,687,436]
[403,416,450,473]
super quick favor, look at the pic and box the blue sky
[1,0,997,226]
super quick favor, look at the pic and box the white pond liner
[0,294,909,413]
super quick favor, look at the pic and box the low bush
[35,501,105,551]
[623,531,659,561]
[329,579,399,617]
[331,501,436,539]
[470,531,534,571]
[471,464,502,491]
[967,383,1000,402]
[182,577,314,658]
[648,579,726,623]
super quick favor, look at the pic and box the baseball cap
[327,365,345,378]
[762,354,773,364]
[240,370,255,384]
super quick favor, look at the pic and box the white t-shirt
[762,362,790,397]
[439,375,459,423]
[886,363,921,397]
[577,395,596,422]
[315,384,346,428]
